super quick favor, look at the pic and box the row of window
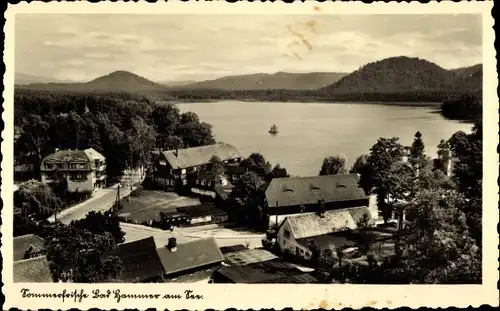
[45,161,105,170]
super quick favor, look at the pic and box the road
[50,185,135,225]
[49,169,143,225]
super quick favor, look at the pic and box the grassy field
[116,190,201,223]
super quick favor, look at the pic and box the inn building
[40,148,107,193]
[152,143,242,189]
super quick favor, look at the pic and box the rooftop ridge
[13,254,48,264]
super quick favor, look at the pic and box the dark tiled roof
[156,237,224,275]
[260,273,319,284]
[225,164,247,175]
[286,206,374,239]
[296,233,358,251]
[176,203,227,218]
[14,234,45,262]
[264,174,368,208]
[42,148,104,164]
[214,185,233,200]
[42,149,89,163]
[107,237,165,283]
[219,244,249,254]
[214,260,317,283]
[14,255,53,283]
[224,248,278,266]
[161,143,241,169]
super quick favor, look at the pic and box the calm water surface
[177,101,473,177]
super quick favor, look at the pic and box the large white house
[40,148,106,192]
[276,206,374,259]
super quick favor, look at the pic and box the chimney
[173,148,178,157]
[317,198,325,218]
[167,237,177,252]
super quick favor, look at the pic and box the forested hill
[17,70,166,94]
[448,64,482,93]
[319,57,482,94]
[180,72,348,90]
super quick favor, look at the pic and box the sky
[15,14,482,82]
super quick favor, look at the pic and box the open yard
[116,190,201,223]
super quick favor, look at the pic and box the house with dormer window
[257,174,371,227]
[40,148,106,192]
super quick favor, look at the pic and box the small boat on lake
[269,124,279,135]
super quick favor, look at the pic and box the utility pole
[275,201,279,228]
[115,184,121,212]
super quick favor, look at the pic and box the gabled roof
[42,148,104,164]
[156,237,224,275]
[214,259,317,283]
[176,203,227,218]
[224,248,278,266]
[14,234,45,262]
[264,174,368,208]
[107,237,165,282]
[84,148,105,161]
[285,206,373,239]
[219,244,248,254]
[161,143,241,169]
[14,255,53,283]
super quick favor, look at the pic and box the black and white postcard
[2,1,498,309]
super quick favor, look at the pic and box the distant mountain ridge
[15,73,77,85]
[16,57,482,102]
[179,72,348,90]
[18,70,164,93]
[320,56,481,95]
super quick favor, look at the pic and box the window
[45,164,53,169]
[300,248,304,254]
[296,247,300,255]
[70,173,87,182]
[284,229,291,239]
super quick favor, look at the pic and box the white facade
[40,148,106,193]
[277,220,312,259]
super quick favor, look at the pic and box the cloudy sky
[15,14,482,82]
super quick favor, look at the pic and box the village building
[106,236,166,283]
[257,174,371,227]
[212,259,319,284]
[157,237,225,282]
[40,148,107,193]
[276,206,374,259]
[108,236,224,283]
[14,234,46,262]
[159,202,228,228]
[152,143,242,189]
[14,255,53,283]
[211,244,319,283]
[219,244,249,254]
[223,247,279,266]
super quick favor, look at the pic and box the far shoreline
[170,99,444,108]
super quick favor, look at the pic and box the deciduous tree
[319,155,347,176]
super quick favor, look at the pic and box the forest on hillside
[14,89,216,181]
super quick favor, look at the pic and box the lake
[177,101,473,177]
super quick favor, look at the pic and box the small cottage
[276,206,374,259]
[152,143,242,189]
[14,234,46,262]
